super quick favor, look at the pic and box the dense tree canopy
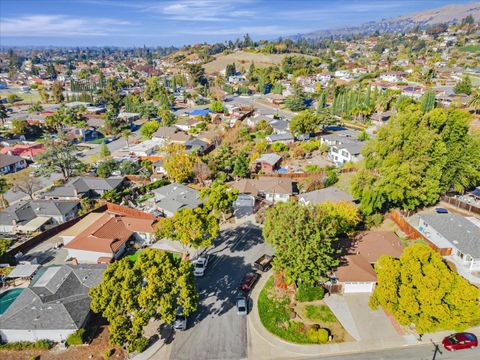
[90,249,198,352]
[163,144,195,183]
[156,207,219,253]
[200,182,238,219]
[352,105,480,214]
[263,200,360,285]
[370,244,480,335]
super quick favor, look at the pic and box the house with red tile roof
[0,143,46,161]
[61,207,157,264]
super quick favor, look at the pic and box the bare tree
[10,171,42,200]
[193,160,213,186]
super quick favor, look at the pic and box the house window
[457,250,464,259]
[341,150,349,158]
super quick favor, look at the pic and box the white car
[193,255,210,277]
[236,296,247,316]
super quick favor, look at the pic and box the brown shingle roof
[335,255,377,282]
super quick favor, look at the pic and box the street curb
[247,273,480,358]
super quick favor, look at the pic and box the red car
[239,272,260,292]
[442,332,478,351]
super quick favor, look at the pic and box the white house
[329,142,364,165]
[418,213,480,273]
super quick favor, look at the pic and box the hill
[203,51,318,75]
[293,2,480,41]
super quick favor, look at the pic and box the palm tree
[0,177,10,209]
[122,129,132,148]
[469,92,480,114]
[0,104,7,124]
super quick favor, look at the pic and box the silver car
[173,307,187,331]
[193,254,210,277]
[236,296,247,316]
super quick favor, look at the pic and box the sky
[0,0,472,47]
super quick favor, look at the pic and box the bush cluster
[0,339,52,350]
[296,284,325,302]
[66,328,86,346]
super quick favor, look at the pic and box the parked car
[442,333,478,351]
[239,271,260,292]
[173,307,187,331]
[194,254,210,277]
[254,254,274,272]
[236,295,247,315]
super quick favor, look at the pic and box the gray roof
[0,202,36,226]
[419,214,480,258]
[0,200,79,226]
[0,264,105,330]
[267,132,293,142]
[255,153,282,166]
[152,126,178,139]
[30,200,79,217]
[44,176,124,198]
[0,154,25,168]
[299,187,354,206]
[337,142,365,155]
[153,183,202,215]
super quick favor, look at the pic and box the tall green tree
[99,143,111,158]
[454,75,472,95]
[140,120,160,139]
[36,132,83,181]
[200,183,238,220]
[420,90,436,113]
[156,207,219,253]
[370,244,480,335]
[289,110,318,137]
[352,105,480,214]
[263,201,346,285]
[90,249,198,352]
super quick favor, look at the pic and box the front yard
[258,277,351,344]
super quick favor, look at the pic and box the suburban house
[43,177,124,200]
[332,231,404,293]
[0,143,46,161]
[230,177,295,203]
[0,154,27,174]
[299,188,354,206]
[418,213,480,274]
[254,153,282,174]
[152,183,202,217]
[266,132,294,145]
[0,200,79,234]
[62,208,157,263]
[329,142,365,164]
[0,264,105,342]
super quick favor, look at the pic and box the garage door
[343,282,374,293]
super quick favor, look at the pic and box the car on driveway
[193,254,210,277]
[239,271,260,292]
[173,307,187,331]
[442,332,478,351]
[236,295,247,315]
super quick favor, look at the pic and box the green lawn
[334,172,356,195]
[0,92,41,104]
[258,277,313,344]
[305,304,337,323]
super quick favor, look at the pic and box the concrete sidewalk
[247,272,480,359]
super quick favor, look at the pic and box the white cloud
[146,0,257,22]
[177,25,309,37]
[0,15,130,37]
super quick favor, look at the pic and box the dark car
[239,272,260,292]
[442,332,478,351]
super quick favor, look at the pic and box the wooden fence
[7,204,108,256]
[256,167,357,180]
[441,195,480,215]
[388,210,452,256]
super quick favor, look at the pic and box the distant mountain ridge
[291,2,480,40]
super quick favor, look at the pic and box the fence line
[388,210,452,256]
[441,195,480,215]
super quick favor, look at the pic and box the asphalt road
[169,221,273,360]
[316,343,480,360]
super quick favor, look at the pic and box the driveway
[168,221,273,360]
[324,294,402,345]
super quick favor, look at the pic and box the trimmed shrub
[296,284,325,302]
[128,337,149,353]
[306,327,330,344]
[103,348,114,359]
[66,328,86,346]
[0,340,52,350]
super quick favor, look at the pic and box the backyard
[257,277,351,344]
